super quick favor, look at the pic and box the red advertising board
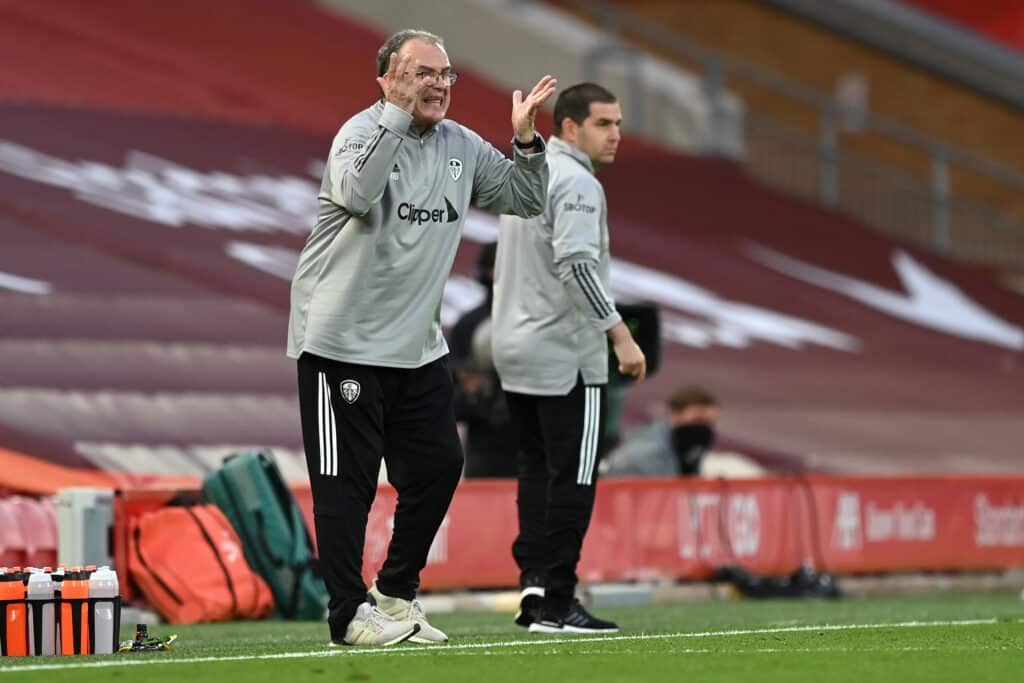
[285,475,1024,590]
[806,476,1024,573]
[110,475,1024,598]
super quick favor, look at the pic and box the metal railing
[560,0,1024,267]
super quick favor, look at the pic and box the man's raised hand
[512,75,557,144]
[376,52,422,113]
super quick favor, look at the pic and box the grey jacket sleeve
[602,422,678,477]
[467,128,548,217]
[326,103,412,216]
[552,174,622,332]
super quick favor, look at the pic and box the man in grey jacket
[492,83,646,634]
[601,385,721,477]
[287,29,555,647]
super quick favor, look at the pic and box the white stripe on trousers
[577,386,600,485]
[318,371,338,476]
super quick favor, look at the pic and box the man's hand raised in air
[511,75,557,145]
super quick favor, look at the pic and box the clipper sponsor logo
[397,196,460,225]
[563,193,597,214]
[974,494,1024,547]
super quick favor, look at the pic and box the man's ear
[561,117,578,144]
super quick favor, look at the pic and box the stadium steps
[0,339,293,393]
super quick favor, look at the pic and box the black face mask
[671,422,715,475]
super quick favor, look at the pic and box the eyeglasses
[415,69,458,86]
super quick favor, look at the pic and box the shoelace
[367,606,392,633]
[408,599,428,621]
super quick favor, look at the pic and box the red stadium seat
[0,498,28,568]
[8,496,58,568]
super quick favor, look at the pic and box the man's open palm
[512,75,557,142]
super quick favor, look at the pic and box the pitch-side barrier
[102,475,1024,599]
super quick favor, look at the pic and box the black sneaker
[561,600,619,633]
[514,585,545,627]
[527,615,564,633]
[528,600,619,634]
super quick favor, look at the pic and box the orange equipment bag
[128,505,273,623]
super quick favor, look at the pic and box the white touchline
[0,618,1000,673]
[351,643,1022,658]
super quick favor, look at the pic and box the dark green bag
[202,451,328,620]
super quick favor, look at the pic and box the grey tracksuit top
[287,101,548,367]
[491,136,622,395]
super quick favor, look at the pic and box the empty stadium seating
[0,497,56,568]
[0,0,1021,484]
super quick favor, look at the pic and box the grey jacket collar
[373,100,441,140]
[548,135,594,174]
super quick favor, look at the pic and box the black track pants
[506,375,606,615]
[297,352,464,638]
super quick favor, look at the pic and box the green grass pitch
[2,591,1022,682]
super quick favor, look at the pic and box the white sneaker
[369,583,449,643]
[331,602,419,646]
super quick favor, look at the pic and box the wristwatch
[513,135,543,152]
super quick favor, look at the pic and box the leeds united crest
[340,379,361,404]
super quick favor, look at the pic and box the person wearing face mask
[600,386,720,478]
[287,29,556,647]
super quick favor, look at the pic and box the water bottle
[88,567,119,655]
[0,568,27,657]
[50,566,64,655]
[60,567,90,655]
[26,570,56,656]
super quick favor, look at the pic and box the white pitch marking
[0,618,1001,673]
[358,643,1022,657]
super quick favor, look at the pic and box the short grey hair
[375,29,445,77]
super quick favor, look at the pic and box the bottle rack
[1,595,121,656]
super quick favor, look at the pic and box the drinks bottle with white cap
[88,566,119,655]
[26,569,56,656]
